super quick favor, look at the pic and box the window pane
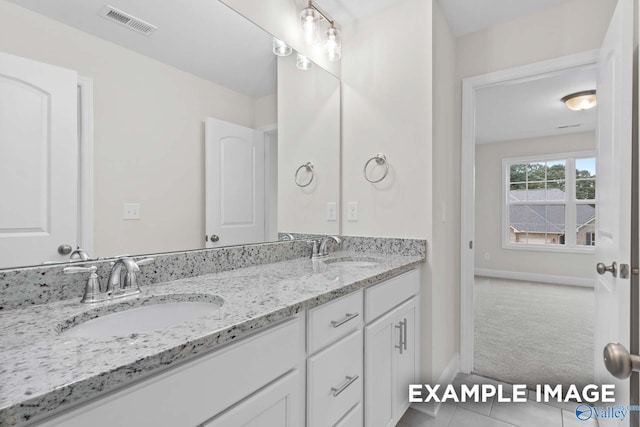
[576,204,596,246]
[576,179,596,200]
[546,180,566,201]
[510,164,527,184]
[546,160,566,181]
[527,162,546,181]
[576,158,596,179]
[509,205,528,244]
[527,182,545,201]
[509,184,526,202]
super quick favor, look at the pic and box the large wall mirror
[0,0,340,269]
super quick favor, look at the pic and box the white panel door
[0,52,78,268]
[205,118,264,247]
[593,0,634,419]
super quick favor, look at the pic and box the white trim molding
[475,269,595,288]
[410,353,460,418]
[459,49,599,375]
[77,77,94,255]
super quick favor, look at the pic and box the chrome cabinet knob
[597,262,617,277]
[57,244,73,255]
[210,235,220,242]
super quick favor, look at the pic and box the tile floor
[396,373,599,427]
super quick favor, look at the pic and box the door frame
[77,76,94,254]
[459,50,600,374]
[259,123,278,242]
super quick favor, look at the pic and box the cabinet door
[364,309,396,427]
[394,297,418,419]
[203,370,302,427]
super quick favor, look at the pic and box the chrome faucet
[107,256,155,296]
[64,256,154,303]
[312,236,342,259]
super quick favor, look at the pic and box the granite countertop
[0,251,424,426]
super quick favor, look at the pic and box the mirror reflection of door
[0,52,79,267]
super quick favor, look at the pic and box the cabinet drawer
[365,268,419,322]
[36,316,303,427]
[307,289,363,353]
[307,330,363,427]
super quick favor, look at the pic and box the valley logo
[575,404,593,421]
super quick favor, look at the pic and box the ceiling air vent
[99,5,157,36]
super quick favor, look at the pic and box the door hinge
[469,241,473,249]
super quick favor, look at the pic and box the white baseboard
[474,268,594,288]
[411,353,460,418]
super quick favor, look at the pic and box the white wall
[475,132,596,279]
[0,0,275,257]
[277,54,341,235]
[341,0,432,241]
[431,0,460,382]
[456,0,617,79]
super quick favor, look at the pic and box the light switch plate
[123,203,141,220]
[327,202,337,221]
[347,202,358,221]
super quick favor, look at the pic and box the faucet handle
[64,266,105,303]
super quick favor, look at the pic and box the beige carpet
[474,276,593,389]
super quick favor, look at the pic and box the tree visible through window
[504,154,596,250]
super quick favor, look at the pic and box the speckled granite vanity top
[0,251,423,425]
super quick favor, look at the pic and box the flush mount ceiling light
[299,1,341,62]
[272,38,292,56]
[296,53,313,71]
[561,90,597,111]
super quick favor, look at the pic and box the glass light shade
[296,53,313,71]
[561,90,597,111]
[272,38,292,56]
[300,7,319,45]
[325,26,341,61]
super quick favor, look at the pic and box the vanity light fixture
[272,38,292,56]
[325,26,341,61]
[299,1,341,62]
[296,53,313,70]
[561,90,597,111]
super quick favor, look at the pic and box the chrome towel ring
[363,153,389,183]
[295,162,315,187]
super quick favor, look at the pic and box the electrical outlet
[123,203,141,220]
[327,202,337,221]
[347,202,358,221]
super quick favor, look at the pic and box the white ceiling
[436,0,575,36]
[475,65,598,144]
[8,0,277,97]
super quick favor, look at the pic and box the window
[503,153,596,251]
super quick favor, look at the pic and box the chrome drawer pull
[330,312,359,328]
[331,374,359,397]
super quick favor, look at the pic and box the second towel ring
[295,162,315,187]
[363,154,389,183]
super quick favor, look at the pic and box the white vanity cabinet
[364,269,420,427]
[34,316,305,427]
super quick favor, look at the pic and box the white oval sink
[59,294,223,338]
[323,257,382,267]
